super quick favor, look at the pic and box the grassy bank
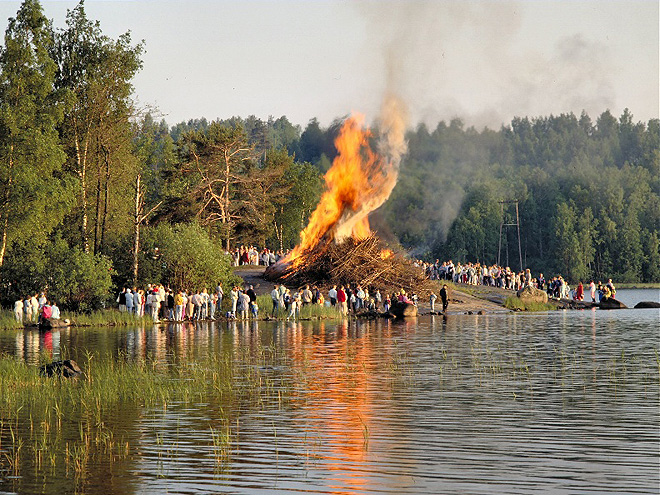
[0,309,157,331]
[504,296,555,312]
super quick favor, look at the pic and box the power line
[498,200,523,272]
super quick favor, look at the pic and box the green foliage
[52,1,144,254]
[379,110,659,283]
[139,222,240,290]
[0,0,70,262]
[1,233,112,310]
[270,159,323,250]
[45,235,113,311]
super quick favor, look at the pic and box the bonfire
[265,96,434,297]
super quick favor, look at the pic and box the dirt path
[233,266,271,295]
[233,266,511,314]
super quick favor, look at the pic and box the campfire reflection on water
[2,308,658,495]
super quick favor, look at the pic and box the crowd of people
[229,246,287,267]
[267,283,451,319]
[418,259,617,303]
[115,284,227,323]
[112,279,453,323]
[14,293,61,324]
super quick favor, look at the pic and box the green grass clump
[0,310,25,330]
[504,296,555,312]
[255,294,341,319]
[63,310,155,327]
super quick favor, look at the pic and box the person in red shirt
[337,286,347,316]
[40,302,52,324]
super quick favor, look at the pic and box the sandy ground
[234,266,511,315]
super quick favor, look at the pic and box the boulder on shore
[634,301,660,309]
[39,360,82,379]
[516,286,548,305]
[389,301,418,318]
[599,297,628,310]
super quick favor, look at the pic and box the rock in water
[634,301,660,309]
[389,301,418,318]
[39,360,82,378]
[516,286,549,305]
[599,297,628,310]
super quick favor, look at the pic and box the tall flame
[285,95,408,267]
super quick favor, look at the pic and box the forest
[0,0,658,310]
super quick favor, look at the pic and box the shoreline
[2,271,655,332]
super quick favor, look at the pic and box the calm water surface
[1,289,658,494]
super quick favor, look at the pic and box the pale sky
[1,0,658,129]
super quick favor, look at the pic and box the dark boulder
[389,301,418,318]
[634,301,660,309]
[599,297,628,310]
[39,360,82,379]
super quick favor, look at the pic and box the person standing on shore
[230,287,239,315]
[30,295,39,322]
[271,285,280,315]
[337,286,347,316]
[14,298,23,323]
[125,288,134,314]
[589,280,596,302]
[440,285,449,313]
[430,292,437,313]
[328,285,337,306]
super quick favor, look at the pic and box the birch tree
[0,0,69,268]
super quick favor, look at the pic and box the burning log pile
[266,98,435,298]
[265,235,434,297]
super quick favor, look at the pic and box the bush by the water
[137,222,242,291]
[1,234,113,312]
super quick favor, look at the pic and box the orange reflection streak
[288,320,394,494]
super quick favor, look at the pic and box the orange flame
[285,113,399,267]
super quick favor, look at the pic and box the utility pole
[498,200,523,272]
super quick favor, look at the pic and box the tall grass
[63,310,155,327]
[0,309,24,330]
[0,348,272,479]
[504,296,555,312]
[255,294,342,320]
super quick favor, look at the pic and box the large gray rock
[516,286,548,305]
[634,301,660,309]
[599,297,628,310]
[389,301,418,318]
[39,360,82,379]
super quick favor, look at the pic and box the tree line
[0,0,657,310]
[381,111,659,284]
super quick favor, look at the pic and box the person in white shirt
[271,285,280,316]
[14,298,23,323]
[51,302,61,320]
[328,285,337,306]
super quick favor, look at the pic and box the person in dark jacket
[439,285,449,313]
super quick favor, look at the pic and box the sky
[0,0,657,130]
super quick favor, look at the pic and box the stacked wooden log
[265,235,434,297]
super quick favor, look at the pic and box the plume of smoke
[377,92,409,170]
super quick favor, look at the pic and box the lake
[1,289,658,494]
